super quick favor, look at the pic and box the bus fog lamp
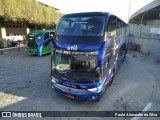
[89,96,97,100]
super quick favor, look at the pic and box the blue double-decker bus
[51,12,128,102]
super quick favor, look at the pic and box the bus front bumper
[51,82,102,102]
[27,47,38,54]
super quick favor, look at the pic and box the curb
[0,46,26,55]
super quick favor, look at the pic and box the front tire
[109,71,115,86]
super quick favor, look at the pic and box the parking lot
[0,50,160,120]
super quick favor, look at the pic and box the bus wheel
[122,55,126,62]
[109,71,115,86]
[122,51,127,62]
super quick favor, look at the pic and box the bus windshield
[57,16,105,36]
[28,34,44,45]
[51,50,101,83]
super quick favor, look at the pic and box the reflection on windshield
[57,16,105,36]
[54,53,70,72]
[35,35,43,45]
[52,50,100,83]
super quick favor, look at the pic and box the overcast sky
[38,0,154,23]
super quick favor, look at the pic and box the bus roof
[62,12,127,25]
[62,12,109,17]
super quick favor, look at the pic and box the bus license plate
[66,94,75,99]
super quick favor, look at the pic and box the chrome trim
[53,83,89,93]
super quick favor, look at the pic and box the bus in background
[27,30,55,56]
[51,12,128,102]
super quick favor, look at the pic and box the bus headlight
[87,82,103,92]
[51,76,58,83]
[87,88,99,92]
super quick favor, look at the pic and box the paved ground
[0,50,160,120]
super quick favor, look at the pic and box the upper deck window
[57,16,105,36]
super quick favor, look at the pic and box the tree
[0,0,63,25]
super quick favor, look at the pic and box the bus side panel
[27,46,38,54]
[98,38,117,93]
[116,35,124,66]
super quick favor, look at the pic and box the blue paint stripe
[38,38,53,57]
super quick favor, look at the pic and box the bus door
[43,31,54,47]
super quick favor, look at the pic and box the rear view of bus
[51,12,128,102]
[27,30,55,56]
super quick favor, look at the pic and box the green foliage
[0,0,63,25]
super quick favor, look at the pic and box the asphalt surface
[0,50,160,120]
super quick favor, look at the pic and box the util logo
[67,45,77,51]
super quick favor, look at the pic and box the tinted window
[107,16,117,38]
[44,32,49,40]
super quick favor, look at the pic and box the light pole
[128,0,131,47]
[128,0,131,22]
